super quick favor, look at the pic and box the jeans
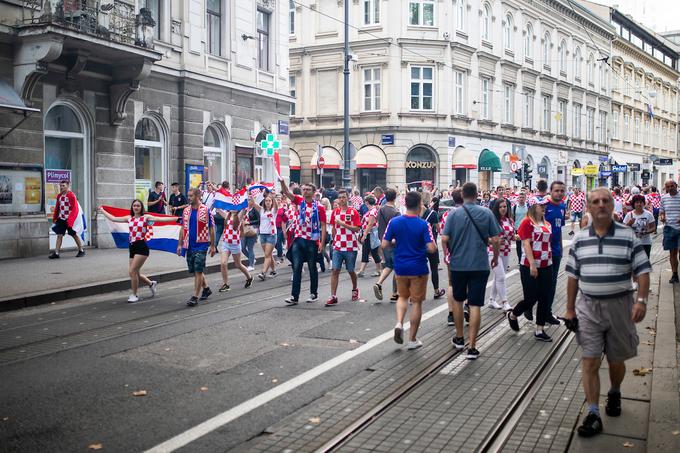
[275,229,285,258]
[291,238,319,299]
[515,240,522,263]
[513,265,553,326]
[241,235,257,267]
[549,254,561,313]
[214,217,225,246]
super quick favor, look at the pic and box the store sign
[599,171,613,178]
[571,168,584,176]
[627,163,641,171]
[405,161,436,169]
[642,170,651,179]
[657,158,673,166]
[599,156,609,162]
[479,166,494,171]
[612,164,628,172]
[381,134,394,145]
[583,164,599,176]
[537,165,547,174]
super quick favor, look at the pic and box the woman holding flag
[98,200,178,302]
[250,191,279,280]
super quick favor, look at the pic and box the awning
[289,149,301,170]
[355,145,387,169]
[311,147,342,169]
[451,146,476,169]
[0,79,40,140]
[478,149,502,172]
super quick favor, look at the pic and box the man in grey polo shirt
[564,187,651,438]
[660,179,680,283]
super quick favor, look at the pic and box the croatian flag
[212,183,276,211]
[52,201,87,241]
[100,206,181,254]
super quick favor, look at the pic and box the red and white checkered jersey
[349,195,363,211]
[569,192,585,212]
[331,207,360,251]
[56,192,72,221]
[128,216,149,243]
[489,216,515,257]
[518,217,552,268]
[222,217,241,245]
[292,195,326,241]
[439,209,451,264]
[647,192,661,209]
[613,195,624,214]
[361,207,378,233]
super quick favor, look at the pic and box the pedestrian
[383,191,436,350]
[251,191,278,280]
[177,188,216,306]
[169,182,188,220]
[326,190,362,306]
[421,193,445,299]
[241,196,260,272]
[49,179,86,258]
[623,194,655,258]
[213,181,230,246]
[612,187,624,221]
[316,197,333,272]
[513,191,528,262]
[563,187,651,437]
[646,186,661,232]
[541,181,566,325]
[507,203,554,341]
[659,180,680,283]
[216,209,253,292]
[528,179,548,206]
[98,200,176,302]
[147,181,167,214]
[568,186,585,236]
[357,196,382,278]
[350,189,363,211]
[373,186,386,206]
[488,197,514,311]
[275,194,287,262]
[323,182,339,204]
[279,177,327,305]
[442,182,501,360]
[440,188,464,326]
[373,188,400,302]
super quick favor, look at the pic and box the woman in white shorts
[250,192,279,280]
[216,209,253,291]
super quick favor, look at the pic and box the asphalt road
[0,247,538,453]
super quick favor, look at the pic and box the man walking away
[660,180,680,283]
[383,191,436,350]
[542,181,566,325]
[326,190,362,306]
[49,180,85,258]
[564,187,651,437]
[442,182,501,360]
[373,188,400,302]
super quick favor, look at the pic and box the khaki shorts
[396,275,428,303]
[575,292,639,363]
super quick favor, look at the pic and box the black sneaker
[546,316,561,325]
[523,308,533,321]
[568,230,575,236]
[394,325,404,344]
[390,294,398,302]
[219,284,230,292]
[451,336,465,350]
[577,412,603,437]
[285,296,298,306]
[605,391,622,417]
[463,304,470,323]
[48,252,60,259]
[245,276,254,289]
[447,312,454,326]
[269,271,278,277]
[507,312,520,332]
[186,296,198,307]
[200,287,212,301]
[670,274,679,284]
[434,289,446,299]
[373,283,383,301]
[466,348,480,360]
[534,331,553,342]
[76,250,86,258]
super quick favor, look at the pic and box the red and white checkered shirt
[647,192,661,209]
[349,195,363,211]
[518,218,552,268]
[569,192,585,213]
[56,192,72,221]
[292,195,326,241]
[489,216,515,257]
[361,207,378,234]
[128,216,150,243]
[331,207,360,251]
[440,209,451,264]
[613,195,624,214]
[222,217,241,245]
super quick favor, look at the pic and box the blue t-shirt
[544,199,566,257]
[383,215,434,276]
[188,208,214,252]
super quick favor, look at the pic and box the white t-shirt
[623,210,655,245]
[259,208,277,235]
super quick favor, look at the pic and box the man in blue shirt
[382,191,436,350]
[542,181,566,325]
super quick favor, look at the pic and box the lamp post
[342,0,351,190]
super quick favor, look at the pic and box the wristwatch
[636,297,647,305]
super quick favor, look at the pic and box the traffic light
[523,163,533,181]
[514,169,523,182]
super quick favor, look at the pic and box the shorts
[450,270,490,306]
[571,211,583,222]
[259,233,276,245]
[129,240,150,258]
[382,247,394,269]
[396,275,428,303]
[186,250,207,274]
[53,218,77,236]
[221,242,241,255]
[575,292,638,363]
[331,250,357,272]
[662,225,680,250]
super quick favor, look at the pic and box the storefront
[311,147,343,188]
[451,146,476,186]
[405,146,437,190]
[288,149,301,183]
[583,163,599,191]
[477,149,502,191]
[570,166,584,189]
[355,145,387,194]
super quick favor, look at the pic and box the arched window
[574,47,582,80]
[405,145,438,189]
[525,22,533,58]
[587,54,595,85]
[134,117,165,197]
[543,32,551,65]
[203,125,225,183]
[481,3,491,41]
[503,13,513,50]
[558,40,566,72]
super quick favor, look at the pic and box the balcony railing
[21,0,154,48]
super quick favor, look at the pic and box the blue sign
[448,136,456,147]
[612,164,628,172]
[381,134,394,145]
[658,158,673,166]
[599,156,609,162]
[599,171,612,178]
[277,120,289,135]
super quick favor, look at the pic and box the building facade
[288,0,615,194]
[0,0,292,258]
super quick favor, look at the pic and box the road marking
[145,269,519,453]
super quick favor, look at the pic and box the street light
[342,0,351,191]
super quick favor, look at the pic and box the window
[289,0,295,34]
[558,40,566,72]
[456,0,465,31]
[573,103,582,138]
[662,123,667,148]
[525,23,533,58]
[257,10,270,71]
[543,32,551,66]
[481,78,491,120]
[586,108,595,141]
[599,63,606,91]
[558,99,567,135]
[644,120,650,145]
[654,121,659,147]
[542,95,551,131]
[142,0,161,40]
[523,90,534,128]
[363,0,379,25]
[574,47,582,80]
[612,109,618,138]
[204,125,224,183]
[207,0,221,56]
[482,3,491,41]
[587,54,594,85]
[503,84,514,123]
[410,66,433,110]
[623,112,630,141]
[363,67,381,111]
[409,1,435,26]
[134,117,165,199]
[454,70,465,114]
[599,112,607,142]
[634,114,640,143]
[290,75,296,115]
[503,14,513,50]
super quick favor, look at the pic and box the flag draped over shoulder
[52,201,87,240]
[100,206,181,254]
[212,183,276,211]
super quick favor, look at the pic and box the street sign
[381,134,394,145]
[510,161,520,172]
[448,136,456,148]
[658,158,673,166]
[318,156,325,169]
[277,120,289,135]
[258,133,281,158]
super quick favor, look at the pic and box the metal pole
[342,0,351,190]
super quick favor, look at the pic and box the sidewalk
[0,246,266,311]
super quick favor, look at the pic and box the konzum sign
[405,161,436,169]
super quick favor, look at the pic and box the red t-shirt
[517,217,552,268]
[331,207,360,251]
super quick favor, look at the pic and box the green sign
[259,133,281,158]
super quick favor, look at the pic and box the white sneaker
[489,300,503,310]
[127,294,139,303]
[290,274,294,282]
[306,294,318,303]
[632,282,638,290]
[407,339,423,350]
[502,301,513,311]
[149,281,158,297]
[247,266,255,272]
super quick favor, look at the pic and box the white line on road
[145,270,519,453]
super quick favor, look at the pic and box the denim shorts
[260,233,276,245]
[382,247,394,269]
[570,211,583,222]
[186,250,207,274]
[663,225,680,251]
[331,250,357,272]
[221,242,241,255]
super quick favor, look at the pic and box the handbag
[243,225,258,237]
[369,228,380,249]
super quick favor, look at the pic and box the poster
[0,166,43,215]
[0,175,11,205]
[135,179,152,208]
[185,164,205,192]
[24,177,41,204]
[45,169,71,219]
